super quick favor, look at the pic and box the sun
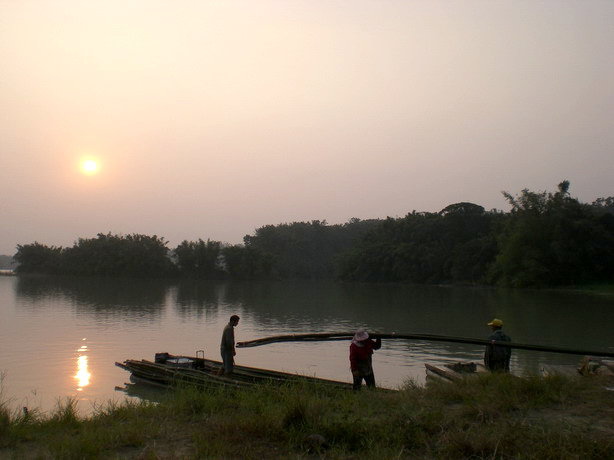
[80,159,99,175]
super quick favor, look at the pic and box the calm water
[1,275,613,415]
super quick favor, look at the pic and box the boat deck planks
[425,361,488,383]
[116,354,354,390]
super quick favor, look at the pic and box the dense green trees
[338,182,614,287]
[337,204,501,283]
[15,233,174,277]
[174,239,225,279]
[65,233,174,276]
[488,181,614,287]
[13,242,64,274]
[241,219,380,279]
[11,182,614,287]
[220,245,273,279]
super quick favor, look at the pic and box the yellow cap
[487,318,503,327]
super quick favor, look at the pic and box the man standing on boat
[484,318,512,372]
[220,315,240,375]
[350,329,382,390]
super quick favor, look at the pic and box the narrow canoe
[116,353,354,390]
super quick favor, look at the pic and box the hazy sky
[1,1,613,255]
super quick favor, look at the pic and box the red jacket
[350,338,382,373]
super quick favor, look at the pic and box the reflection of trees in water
[479,288,614,351]
[15,276,168,319]
[16,277,613,354]
[171,280,229,319]
[187,281,614,357]
[214,281,506,336]
[334,284,614,352]
[221,281,343,330]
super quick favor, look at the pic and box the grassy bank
[1,373,613,459]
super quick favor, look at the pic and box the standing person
[484,318,512,372]
[349,329,382,390]
[220,315,240,375]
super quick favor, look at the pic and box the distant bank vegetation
[0,255,17,270]
[11,181,614,287]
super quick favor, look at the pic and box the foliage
[241,218,381,279]
[339,183,614,287]
[173,239,225,279]
[338,203,502,283]
[221,244,274,279]
[1,374,613,458]
[488,181,614,287]
[14,233,174,277]
[11,182,614,287]
[13,242,63,274]
[65,233,174,277]
[592,196,614,214]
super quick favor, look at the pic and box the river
[1,275,612,415]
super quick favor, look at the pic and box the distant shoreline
[6,272,614,296]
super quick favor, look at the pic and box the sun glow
[75,355,91,390]
[80,159,99,175]
[74,341,91,390]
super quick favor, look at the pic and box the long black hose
[237,332,614,358]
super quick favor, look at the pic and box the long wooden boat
[425,361,489,383]
[116,353,353,390]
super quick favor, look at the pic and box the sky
[1,1,613,255]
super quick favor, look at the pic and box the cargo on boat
[115,352,353,390]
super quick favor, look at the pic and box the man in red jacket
[349,329,382,391]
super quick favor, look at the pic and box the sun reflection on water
[74,339,91,391]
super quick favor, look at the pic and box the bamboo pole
[236,332,614,358]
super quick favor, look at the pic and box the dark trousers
[352,373,376,391]
[221,350,234,374]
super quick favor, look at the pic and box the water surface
[1,276,612,415]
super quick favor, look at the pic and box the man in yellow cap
[484,318,512,372]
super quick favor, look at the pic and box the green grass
[1,374,613,459]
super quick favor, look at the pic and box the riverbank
[2,373,613,459]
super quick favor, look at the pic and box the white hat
[353,330,369,341]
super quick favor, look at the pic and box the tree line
[12,182,614,287]
[12,219,379,281]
